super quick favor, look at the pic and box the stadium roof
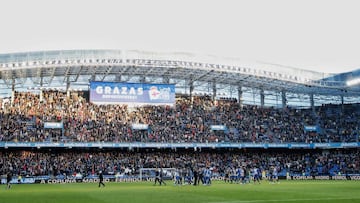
[0,50,360,105]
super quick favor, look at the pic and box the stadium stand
[0,50,359,183]
[0,91,359,143]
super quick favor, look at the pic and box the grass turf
[1,180,360,203]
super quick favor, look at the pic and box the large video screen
[90,81,175,106]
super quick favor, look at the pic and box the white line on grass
[210,197,359,203]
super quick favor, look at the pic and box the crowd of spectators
[0,91,359,143]
[0,149,359,177]
[1,91,359,182]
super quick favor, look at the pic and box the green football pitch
[1,180,360,203]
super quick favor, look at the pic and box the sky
[0,0,359,74]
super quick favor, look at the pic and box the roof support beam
[101,66,114,81]
[47,67,57,85]
[74,66,84,82]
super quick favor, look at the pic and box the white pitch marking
[210,197,359,203]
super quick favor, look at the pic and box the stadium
[0,49,359,203]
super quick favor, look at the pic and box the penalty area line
[209,197,359,203]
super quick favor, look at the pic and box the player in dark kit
[193,168,199,186]
[98,171,105,187]
[198,168,204,185]
[6,172,12,189]
[154,168,166,186]
[154,169,161,185]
